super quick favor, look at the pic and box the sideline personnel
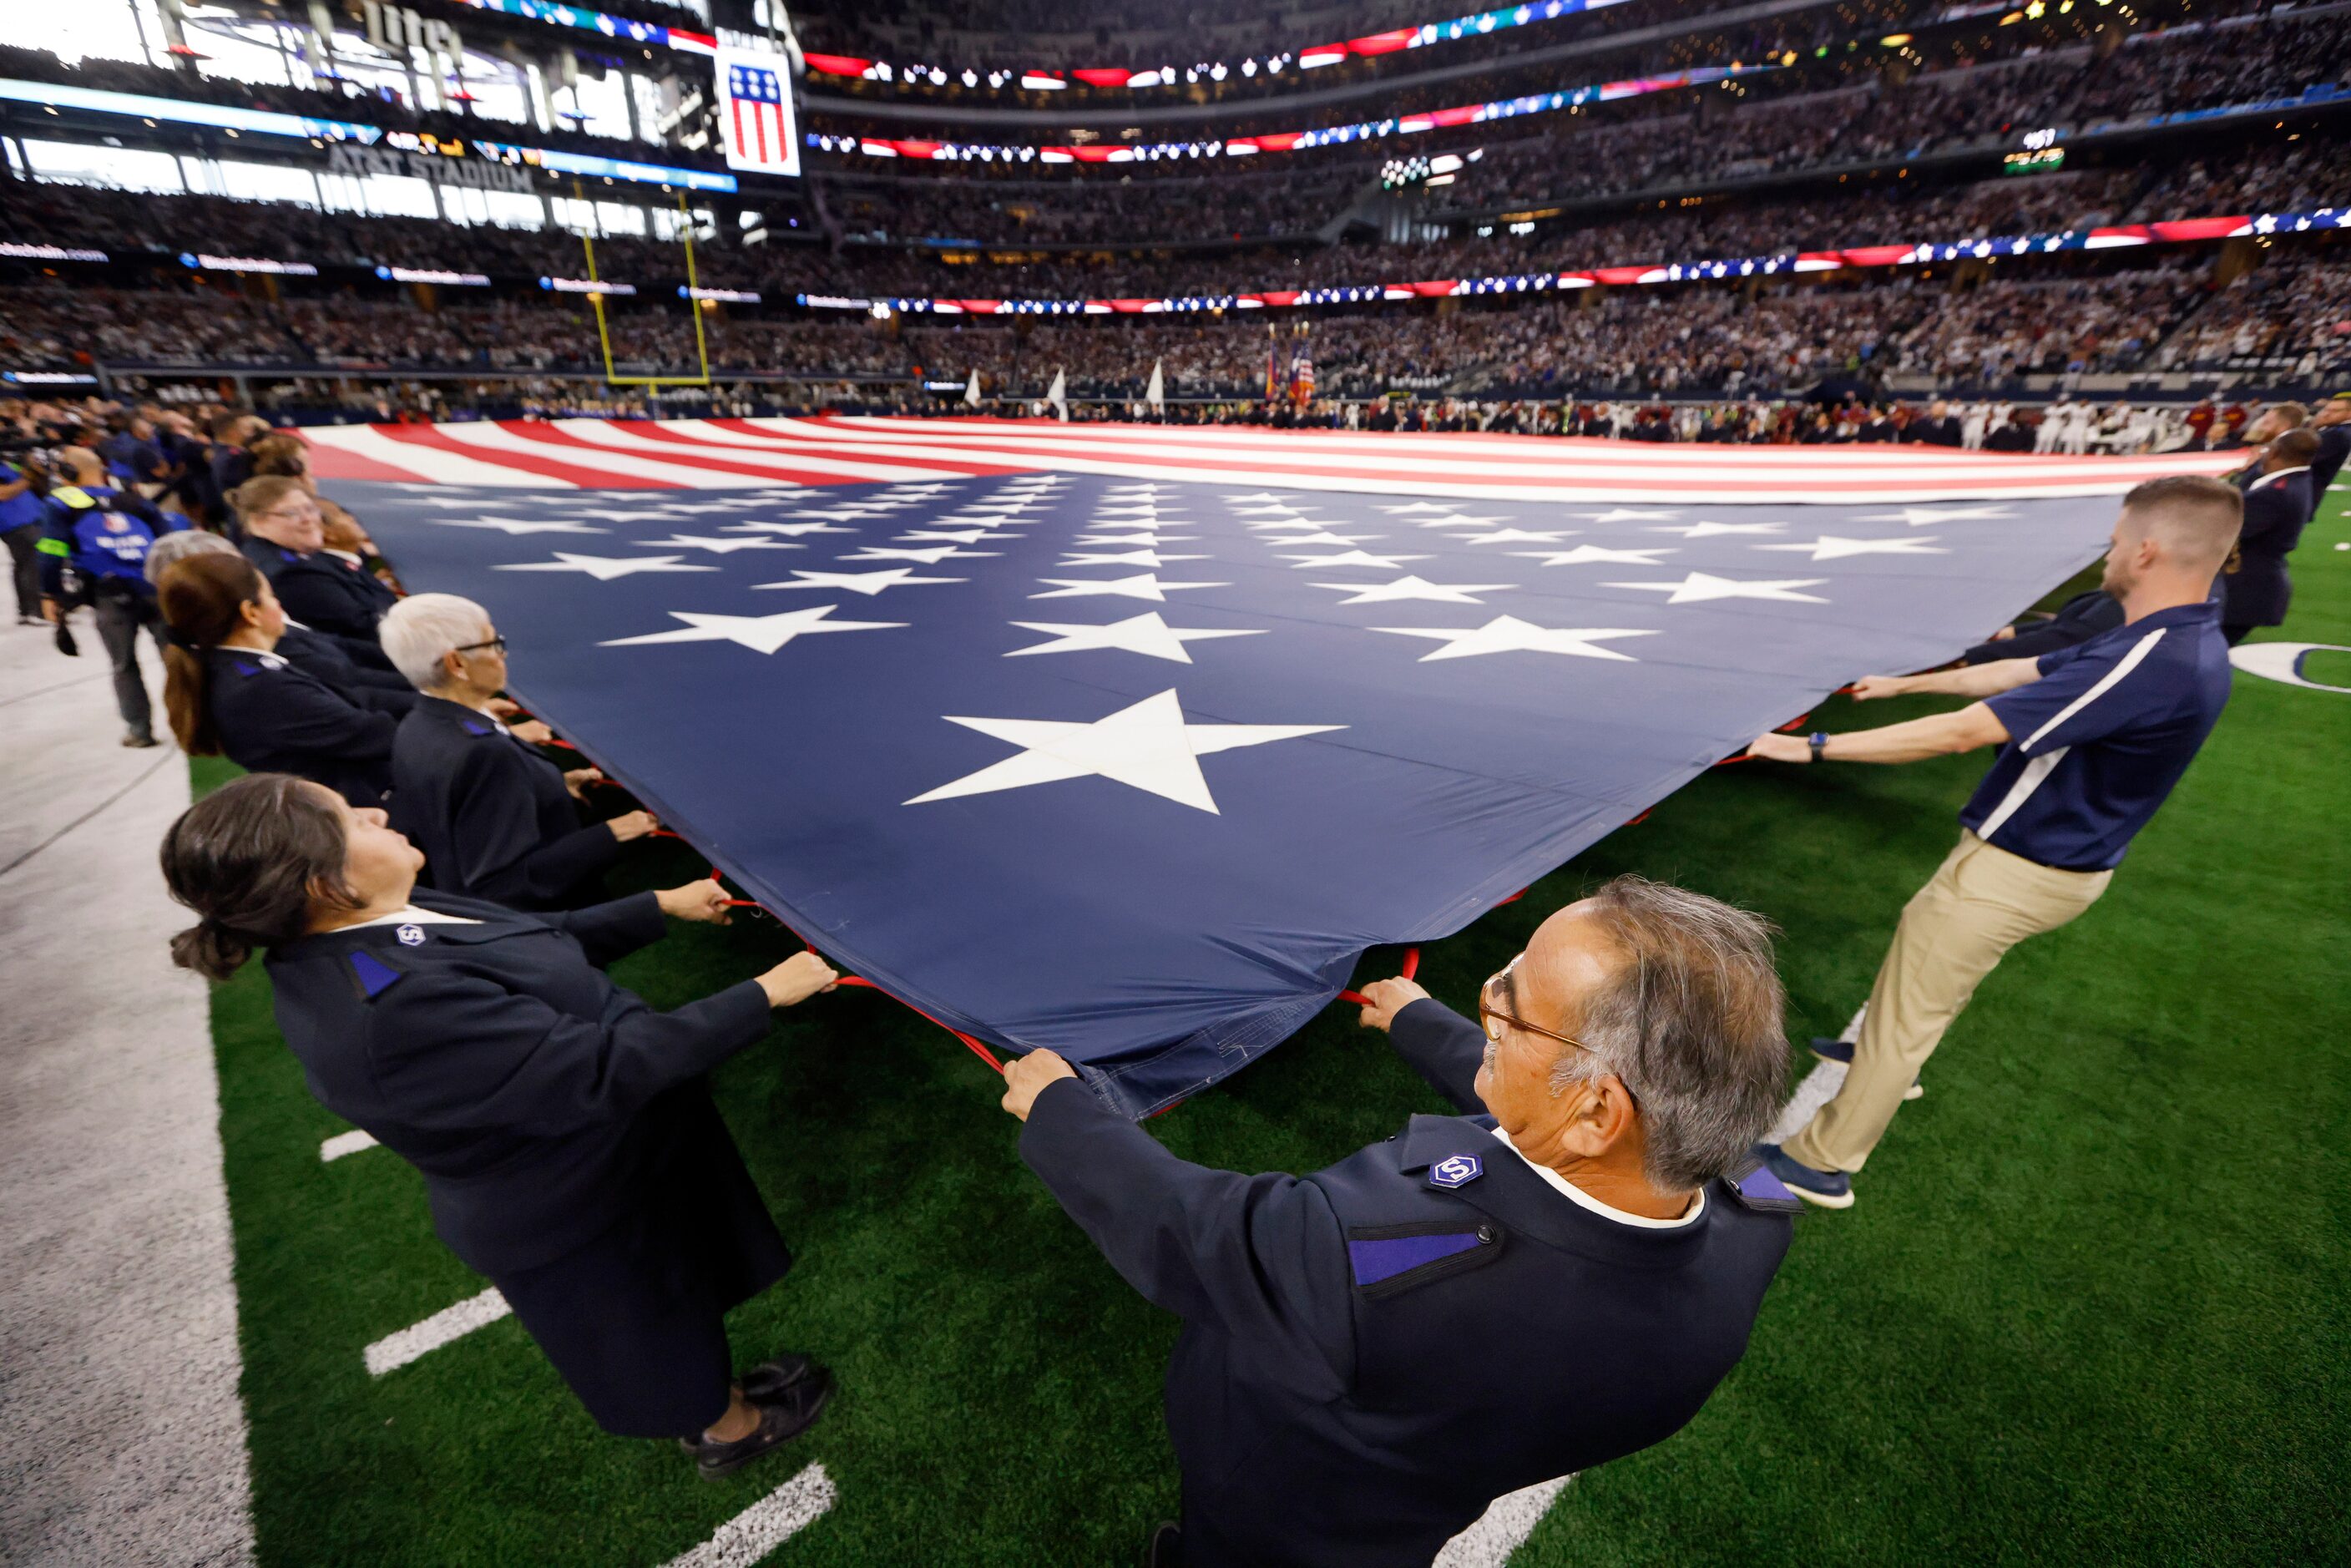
[36,445,186,746]
[1745,476,2241,1207]
[161,774,842,1477]
[1001,877,1797,1568]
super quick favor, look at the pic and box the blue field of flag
[336,472,2116,1114]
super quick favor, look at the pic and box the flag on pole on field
[963,369,981,407]
[716,48,801,178]
[1263,325,1280,404]
[1046,367,1068,422]
[1145,358,1164,411]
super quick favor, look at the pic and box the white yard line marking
[661,1464,837,1568]
[1434,1475,1574,1567]
[1764,1006,1868,1144]
[320,1129,379,1162]
[363,1287,511,1377]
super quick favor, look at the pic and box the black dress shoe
[741,1353,816,1401]
[685,1369,833,1480]
[1144,1521,1181,1568]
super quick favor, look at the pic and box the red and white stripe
[304,416,2238,503]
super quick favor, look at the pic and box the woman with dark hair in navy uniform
[378,592,657,910]
[157,553,398,807]
[159,773,842,1476]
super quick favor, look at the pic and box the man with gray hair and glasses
[999,876,1800,1568]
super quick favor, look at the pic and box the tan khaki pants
[1785,832,2111,1174]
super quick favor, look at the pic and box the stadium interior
[3,5,2346,1568]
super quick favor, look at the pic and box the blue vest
[55,487,162,583]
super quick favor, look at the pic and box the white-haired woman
[381,593,656,911]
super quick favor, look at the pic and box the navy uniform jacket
[240,534,399,647]
[275,625,417,715]
[265,891,772,1276]
[390,695,622,910]
[2313,424,2348,498]
[205,648,397,807]
[1962,589,2123,665]
[2222,468,2313,629]
[1019,999,1796,1568]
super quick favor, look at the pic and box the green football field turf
[198,491,2349,1568]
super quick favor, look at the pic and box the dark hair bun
[170,920,252,983]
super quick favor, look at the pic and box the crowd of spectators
[8,249,2347,399]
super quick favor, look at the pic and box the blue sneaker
[1808,1037,1922,1100]
[1753,1143,1854,1209]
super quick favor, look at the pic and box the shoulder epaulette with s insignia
[349,951,405,1000]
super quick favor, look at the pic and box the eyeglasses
[453,635,508,655]
[1477,963,1589,1052]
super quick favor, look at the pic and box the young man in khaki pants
[1744,475,2244,1206]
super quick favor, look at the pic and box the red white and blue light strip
[793,210,2348,316]
[454,0,717,56]
[802,0,1640,92]
[806,63,1765,164]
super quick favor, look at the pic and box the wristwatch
[1807,731,1830,764]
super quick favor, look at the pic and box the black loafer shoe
[741,1353,817,1402]
[685,1369,833,1480]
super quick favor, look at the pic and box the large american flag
[312,417,2230,1114]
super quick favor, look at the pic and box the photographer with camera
[35,445,188,748]
[3,453,44,627]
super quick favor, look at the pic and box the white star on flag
[1514,545,1678,567]
[1372,617,1659,663]
[1853,505,2016,527]
[725,521,855,536]
[1059,549,1211,568]
[903,688,1341,814]
[1004,612,1266,664]
[599,605,905,655]
[431,516,611,535]
[1030,574,1231,601]
[754,569,964,595]
[1281,549,1431,570]
[1605,572,1831,604]
[1225,492,1301,503]
[1376,503,1461,515]
[564,507,705,524]
[1578,508,1684,523]
[1252,530,1373,548]
[1648,521,1787,539]
[644,498,784,514]
[1074,532,1199,546]
[1409,513,1508,529]
[838,545,1000,564]
[897,528,1020,544]
[1459,529,1575,546]
[1753,535,1950,561]
[635,534,804,554]
[494,553,720,580]
[1310,575,1516,604]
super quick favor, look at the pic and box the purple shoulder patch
[349,951,404,999]
[1347,1231,1484,1287]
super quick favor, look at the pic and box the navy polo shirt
[1960,601,2231,872]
